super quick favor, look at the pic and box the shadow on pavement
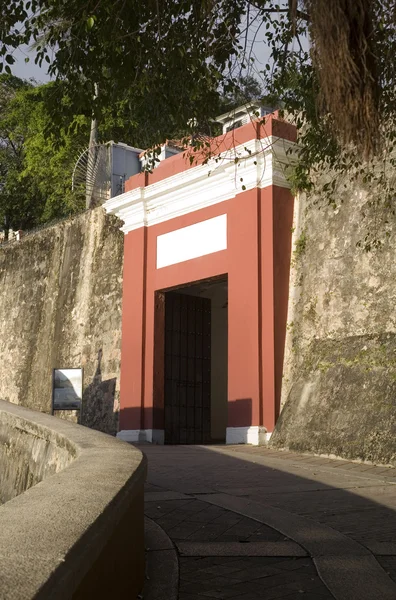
[140,444,396,600]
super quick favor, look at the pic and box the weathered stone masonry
[3,142,396,465]
[0,208,123,435]
[273,188,396,464]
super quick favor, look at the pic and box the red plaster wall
[119,118,296,436]
[227,188,261,428]
[259,186,276,432]
[124,116,293,192]
[119,228,146,431]
[124,172,146,193]
[257,185,294,431]
[119,187,294,434]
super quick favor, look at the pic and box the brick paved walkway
[142,445,396,600]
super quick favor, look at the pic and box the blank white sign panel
[156,214,227,269]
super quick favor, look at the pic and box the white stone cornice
[104,186,143,213]
[103,136,295,234]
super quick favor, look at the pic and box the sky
[12,46,51,83]
[12,44,271,87]
[11,10,274,85]
[10,8,308,88]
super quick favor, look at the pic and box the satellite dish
[72,142,112,209]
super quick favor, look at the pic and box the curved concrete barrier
[0,400,146,599]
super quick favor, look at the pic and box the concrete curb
[0,400,146,599]
[315,554,396,600]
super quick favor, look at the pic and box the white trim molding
[116,429,165,444]
[117,428,271,445]
[104,136,295,234]
[226,426,272,446]
[152,429,165,444]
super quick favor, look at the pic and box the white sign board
[52,368,83,411]
[156,214,227,269]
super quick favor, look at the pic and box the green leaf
[87,17,95,30]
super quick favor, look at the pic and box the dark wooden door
[164,292,211,444]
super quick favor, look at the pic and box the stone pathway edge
[199,492,396,600]
[143,516,179,600]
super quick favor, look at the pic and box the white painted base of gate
[226,426,271,445]
[116,429,165,444]
[117,427,271,445]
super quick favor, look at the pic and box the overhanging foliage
[2,1,396,246]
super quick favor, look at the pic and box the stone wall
[0,208,124,435]
[0,400,146,600]
[272,187,396,464]
[0,407,76,505]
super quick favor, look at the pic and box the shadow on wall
[80,349,119,435]
[119,398,253,444]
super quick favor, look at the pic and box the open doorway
[162,276,228,444]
